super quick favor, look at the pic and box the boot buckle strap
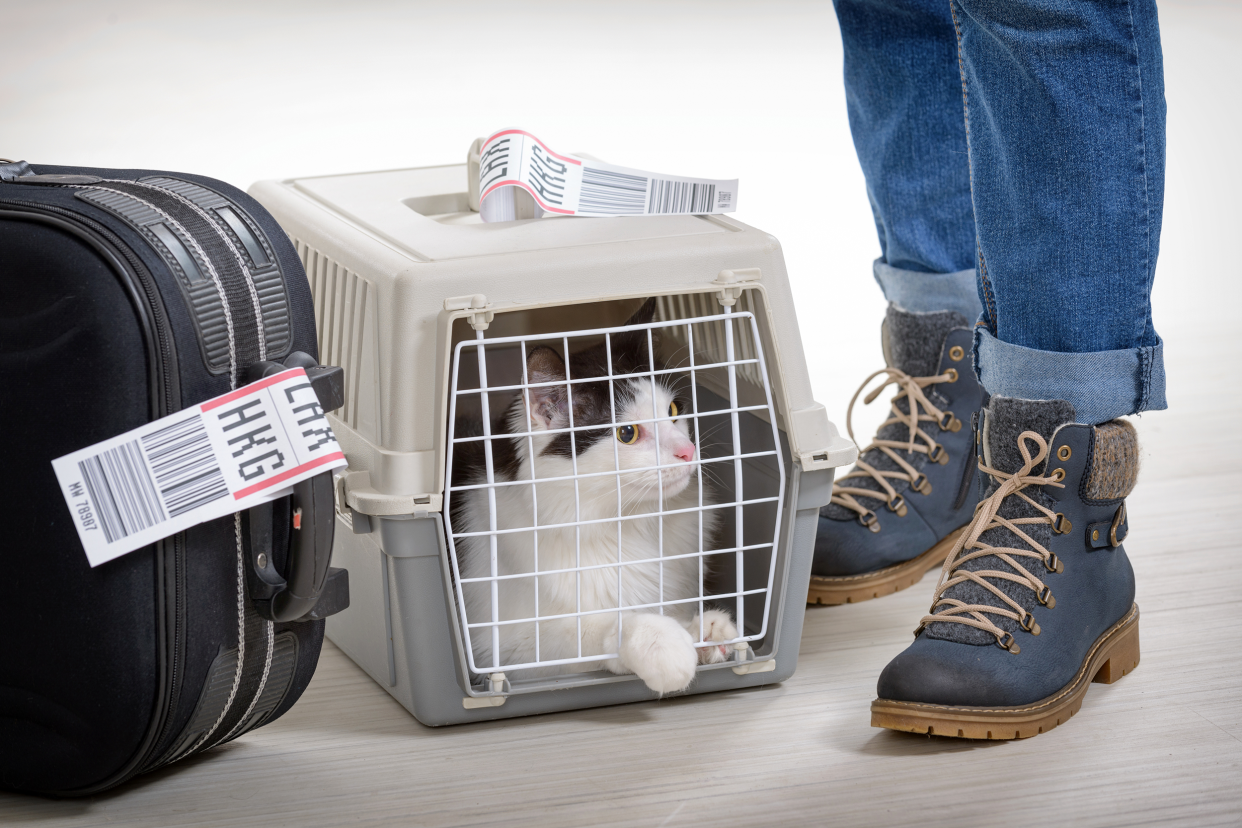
[1087,502,1128,549]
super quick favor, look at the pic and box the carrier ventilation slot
[295,240,373,435]
[657,291,763,389]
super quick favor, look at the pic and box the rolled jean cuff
[873,259,983,320]
[973,327,1168,425]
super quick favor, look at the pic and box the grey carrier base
[330,449,831,725]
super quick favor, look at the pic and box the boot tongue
[984,396,1076,475]
[820,304,969,522]
[884,304,969,377]
[927,395,1077,647]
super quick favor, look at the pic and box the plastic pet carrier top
[249,155,857,725]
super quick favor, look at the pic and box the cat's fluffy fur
[450,300,733,693]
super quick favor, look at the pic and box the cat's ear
[623,297,658,327]
[612,297,660,374]
[525,346,568,430]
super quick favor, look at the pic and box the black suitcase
[0,160,348,795]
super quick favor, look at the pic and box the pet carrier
[249,157,857,725]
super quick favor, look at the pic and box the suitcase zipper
[0,197,189,792]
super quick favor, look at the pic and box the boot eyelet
[859,511,881,533]
[886,494,907,516]
[928,444,949,465]
[949,345,965,362]
[1037,585,1057,607]
[1046,553,1063,574]
[1050,468,1066,483]
[1020,612,1041,635]
[1057,445,1072,461]
[938,411,962,432]
[911,473,932,495]
[944,368,959,383]
[1053,513,1072,534]
[998,632,1020,653]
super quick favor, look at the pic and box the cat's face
[516,299,700,504]
[523,375,698,502]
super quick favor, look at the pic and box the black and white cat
[451,299,736,693]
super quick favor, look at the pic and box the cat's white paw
[616,613,697,694]
[689,610,739,665]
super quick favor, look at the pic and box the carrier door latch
[335,469,443,525]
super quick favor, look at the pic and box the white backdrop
[3,0,1237,459]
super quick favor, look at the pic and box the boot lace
[917,431,1066,653]
[830,366,962,531]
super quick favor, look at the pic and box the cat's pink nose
[673,443,695,462]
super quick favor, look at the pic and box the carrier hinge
[444,294,494,331]
[713,267,762,306]
[730,643,777,675]
[462,673,508,708]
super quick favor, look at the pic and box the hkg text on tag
[52,368,348,567]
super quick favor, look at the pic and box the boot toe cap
[814,510,939,577]
[876,635,1043,708]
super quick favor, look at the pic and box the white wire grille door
[443,302,786,683]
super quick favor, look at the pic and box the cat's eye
[616,425,639,445]
[668,401,679,420]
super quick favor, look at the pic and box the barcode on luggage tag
[579,167,647,215]
[53,368,348,567]
[647,178,717,215]
[477,129,738,220]
[76,415,227,545]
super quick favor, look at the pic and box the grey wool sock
[822,305,969,521]
[926,396,1076,646]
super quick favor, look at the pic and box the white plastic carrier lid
[289,164,730,263]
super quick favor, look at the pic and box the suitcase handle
[247,352,348,622]
[270,471,337,622]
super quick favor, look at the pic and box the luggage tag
[477,128,738,222]
[52,368,348,567]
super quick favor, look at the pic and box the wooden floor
[4,2,1240,825]
[4,399,1239,828]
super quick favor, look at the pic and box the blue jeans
[835,0,1167,425]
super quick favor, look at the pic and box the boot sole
[806,526,965,606]
[870,603,1140,740]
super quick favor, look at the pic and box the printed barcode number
[648,178,717,215]
[78,414,227,544]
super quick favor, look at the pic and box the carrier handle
[246,352,347,623]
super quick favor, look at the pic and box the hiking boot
[809,305,985,605]
[870,396,1140,739]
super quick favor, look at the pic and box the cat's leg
[686,610,740,665]
[582,612,698,694]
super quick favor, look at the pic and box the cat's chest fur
[457,473,713,613]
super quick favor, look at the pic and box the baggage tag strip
[478,128,738,222]
[52,369,348,567]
